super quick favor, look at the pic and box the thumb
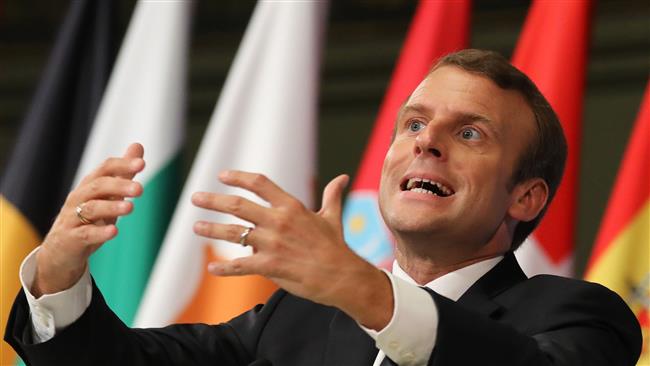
[124,142,144,159]
[120,142,145,179]
[319,174,350,223]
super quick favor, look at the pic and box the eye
[460,127,481,140]
[407,119,426,133]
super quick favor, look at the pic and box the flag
[0,1,114,364]
[72,0,191,326]
[512,0,592,277]
[135,1,328,327]
[585,83,649,365]
[342,0,471,268]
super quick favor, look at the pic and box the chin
[384,213,450,237]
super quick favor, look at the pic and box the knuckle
[102,157,117,168]
[228,225,241,240]
[78,227,91,244]
[285,199,304,212]
[88,179,101,195]
[274,211,292,231]
[264,255,280,269]
[83,202,95,217]
[251,173,269,187]
[226,196,243,213]
[266,235,283,251]
[230,260,244,274]
[110,201,122,214]
[99,158,113,173]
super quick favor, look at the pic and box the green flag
[74,0,192,325]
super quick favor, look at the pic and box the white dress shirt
[20,247,92,342]
[21,246,502,365]
[363,257,503,365]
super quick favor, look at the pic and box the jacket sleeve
[423,279,642,366]
[4,278,285,366]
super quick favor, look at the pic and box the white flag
[75,0,190,325]
[136,0,328,327]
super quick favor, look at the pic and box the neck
[394,247,503,285]
[392,225,512,285]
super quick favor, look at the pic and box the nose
[414,123,444,159]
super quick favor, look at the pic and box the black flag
[1,1,116,364]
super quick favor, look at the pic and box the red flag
[511,0,593,277]
[585,82,649,364]
[343,0,471,267]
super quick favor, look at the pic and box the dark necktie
[380,355,398,366]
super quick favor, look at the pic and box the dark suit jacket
[4,252,642,365]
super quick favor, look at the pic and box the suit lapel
[322,310,377,366]
[321,253,526,364]
[457,252,527,318]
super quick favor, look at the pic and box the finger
[72,224,118,247]
[193,222,258,247]
[208,255,298,282]
[191,192,268,224]
[218,170,292,207]
[80,157,145,186]
[207,256,258,276]
[75,176,143,202]
[119,143,146,179]
[70,200,133,225]
[124,142,144,160]
[319,174,349,222]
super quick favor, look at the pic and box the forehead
[405,66,535,132]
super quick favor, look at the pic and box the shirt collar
[391,256,503,301]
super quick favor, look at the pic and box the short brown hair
[431,49,567,251]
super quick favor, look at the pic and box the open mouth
[401,177,455,197]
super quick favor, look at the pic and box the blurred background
[0,0,648,275]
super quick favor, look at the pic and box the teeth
[406,178,418,190]
[432,182,451,196]
[405,177,453,196]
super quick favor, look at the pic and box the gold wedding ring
[75,203,93,225]
[239,226,254,246]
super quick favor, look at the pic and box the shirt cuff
[20,246,92,343]
[360,269,438,366]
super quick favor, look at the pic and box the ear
[508,178,549,222]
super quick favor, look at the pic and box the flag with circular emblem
[343,0,471,268]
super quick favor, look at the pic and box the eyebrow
[397,103,430,119]
[399,103,494,126]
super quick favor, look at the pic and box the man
[5,49,642,365]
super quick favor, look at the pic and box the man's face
[378,66,536,249]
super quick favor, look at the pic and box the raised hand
[32,143,145,297]
[191,171,394,330]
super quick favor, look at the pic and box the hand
[32,143,145,297]
[191,171,394,330]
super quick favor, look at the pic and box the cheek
[378,164,395,203]
[381,145,406,179]
[460,157,510,197]
[475,176,513,216]
[379,145,407,201]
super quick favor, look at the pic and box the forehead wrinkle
[457,111,492,125]
[401,102,495,126]
[399,103,433,118]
